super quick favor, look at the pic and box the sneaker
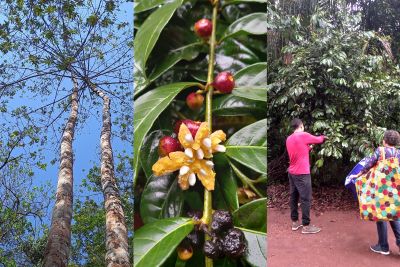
[291,221,303,231]
[370,244,390,255]
[301,225,321,234]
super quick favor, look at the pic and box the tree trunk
[44,76,79,266]
[89,83,130,266]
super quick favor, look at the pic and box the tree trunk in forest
[89,82,130,266]
[44,77,79,266]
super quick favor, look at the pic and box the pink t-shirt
[286,132,325,175]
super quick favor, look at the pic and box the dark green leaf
[225,120,267,174]
[133,82,201,185]
[149,43,203,83]
[227,119,267,146]
[214,258,237,267]
[135,0,175,13]
[222,0,267,7]
[134,0,184,96]
[239,228,267,267]
[212,95,265,117]
[140,174,184,224]
[233,198,267,232]
[233,63,267,102]
[221,13,268,41]
[134,217,194,267]
[214,154,239,211]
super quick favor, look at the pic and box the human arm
[303,132,326,145]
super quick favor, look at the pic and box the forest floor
[267,184,400,267]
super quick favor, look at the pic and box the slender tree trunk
[89,82,130,266]
[44,76,79,266]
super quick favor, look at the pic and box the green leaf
[134,0,175,13]
[140,174,184,224]
[225,120,267,174]
[148,42,203,83]
[212,95,265,117]
[233,198,267,232]
[133,82,201,186]
[134,217,194,267]
[233,63,267,102]
[238,228,267,267]
[221,13,268,42]
[134,0,183,96]
[140,130,172,178]
[227,119,267,147]
[214,154,239,211]
[225,146,267,174]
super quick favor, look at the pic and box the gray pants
[288,173,312,226]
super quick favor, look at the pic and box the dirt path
[268,208,400,267]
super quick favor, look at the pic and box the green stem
[203,2,219,267]
[229,161,265,198]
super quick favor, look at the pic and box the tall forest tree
[0,0,132,265]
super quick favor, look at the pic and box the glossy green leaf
[140,130,172,178]
[227,119,267,147]
[221,13,268,42]
[135,0,175,13]
[214,154,239,211]
[133,82,201,186]
[140,174,184,224]
[134,0,183,96]
[225,119,267,173]
[233,198,267,232]
[233,63,267,102]
[134,217,194,267]
[238,227,267,267]
[225,146,267,174]
[212,95,265,117]
[148,43,203,83]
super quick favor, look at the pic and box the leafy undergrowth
[267,184,358,215]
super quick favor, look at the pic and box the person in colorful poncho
[286,118,327,234]
[349,130,400,255]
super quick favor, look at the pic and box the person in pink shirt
[286,118,327,234]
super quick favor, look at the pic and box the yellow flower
[151,121,226,191]
[178,122,226,159]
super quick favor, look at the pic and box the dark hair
[383,130,400,146]
[291,118,303,131]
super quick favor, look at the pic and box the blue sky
[2,2,134,230]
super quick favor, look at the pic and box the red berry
[158,136,181,156]
[213,72,235,93]
[194,19,212,38]
[174,119,201,137]
[186,92,204,110]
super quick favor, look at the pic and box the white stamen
[215,145,226,152]
[185,148,193,158]
[179,166,190,176]
[189,173,196,186]
[185,133,194,143]
[202,138,212,148]
[197,148,204,159]
[206,160,214,167]
[200,168,207,176]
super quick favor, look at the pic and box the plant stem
[229,161,265,198]
[203,2,219,267]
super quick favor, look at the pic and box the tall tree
[0,0,132,264]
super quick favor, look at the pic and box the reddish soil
[268,208,400,267]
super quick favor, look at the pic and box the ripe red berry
[213,72,235,93]
[186,92,204,110]
[174,119,201,138]
[194,19,212,38]
[158,136,181,157]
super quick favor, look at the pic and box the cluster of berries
[203,210,246,259]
